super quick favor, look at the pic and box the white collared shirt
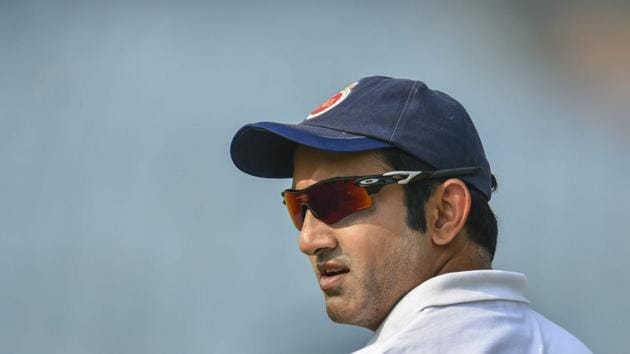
[352,270,591,354]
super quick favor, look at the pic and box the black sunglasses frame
[281,166,482,229]
[282,166,482,197]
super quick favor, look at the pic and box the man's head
[230,76,497,330]
[291,145,495,330]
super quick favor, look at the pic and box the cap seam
[388,81,420,142]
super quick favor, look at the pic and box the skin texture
[292,146,489,331]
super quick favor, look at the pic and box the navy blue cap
[230,76,494,200]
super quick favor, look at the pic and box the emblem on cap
[306,81,358,120]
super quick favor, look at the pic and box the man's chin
[325,300,351,324]
[324,294,359,325]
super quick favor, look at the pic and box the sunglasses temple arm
[427,167,482,179]
[384,167,482,184]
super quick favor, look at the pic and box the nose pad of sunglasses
[289,203,318,230]
[300,203,322,223]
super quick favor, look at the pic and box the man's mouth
[318,262,350,291]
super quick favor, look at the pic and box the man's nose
[298,209,338,256]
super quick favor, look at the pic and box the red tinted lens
[308,179,372,224]
[283,191,308,230]
[283,179,372,230]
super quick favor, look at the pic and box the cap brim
[230,121,393,178]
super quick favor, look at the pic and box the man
[230,76,591,353]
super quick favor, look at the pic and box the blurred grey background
[1,1,629,353]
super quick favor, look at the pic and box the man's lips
[319,272,349,290]
[317,261,350,291]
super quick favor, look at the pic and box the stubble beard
[323,237,419,330]
[323,267,392,330]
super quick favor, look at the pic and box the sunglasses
[281,166,481,230]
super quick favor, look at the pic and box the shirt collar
[367,270,530,345]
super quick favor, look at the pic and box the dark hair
[380,149,498,261]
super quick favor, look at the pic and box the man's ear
[425,179,472,246]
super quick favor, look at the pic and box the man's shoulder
[526,308,592,354]
[354,300,591,354]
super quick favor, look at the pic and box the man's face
[292,146,433,330]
